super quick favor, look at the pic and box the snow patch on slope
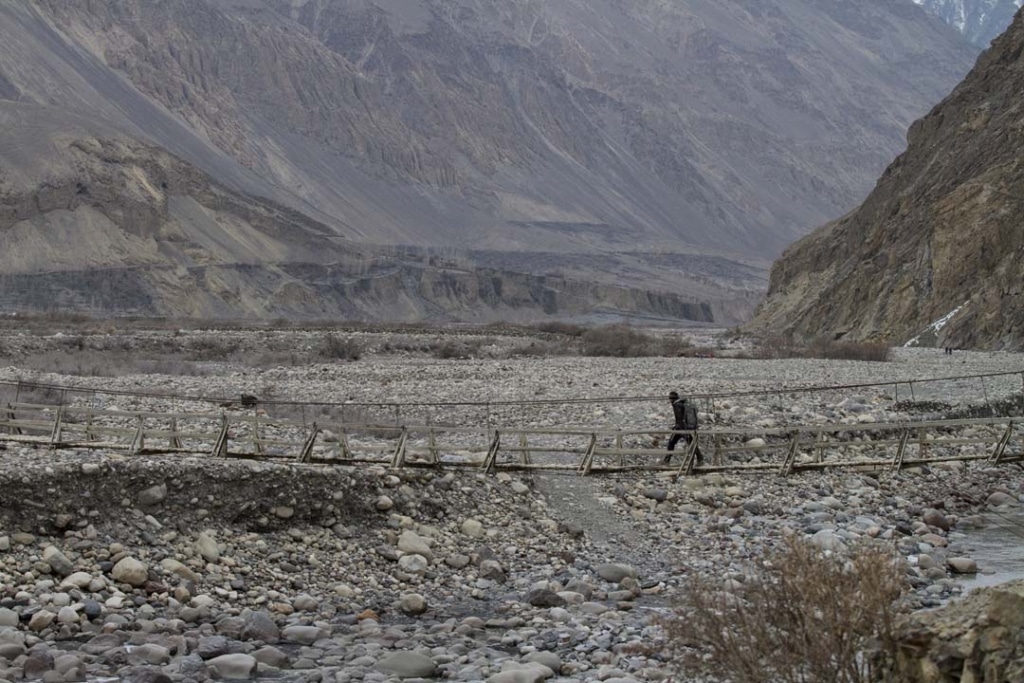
[904,301,969,347]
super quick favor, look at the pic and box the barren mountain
[0,102,737,322]
[0,0,979,321]
[748,8,1024,350]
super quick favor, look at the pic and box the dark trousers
[664,431,703,464]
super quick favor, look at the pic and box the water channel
[955,507,1024,593]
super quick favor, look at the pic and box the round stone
[111,557,149,587]
[399,593,428,616]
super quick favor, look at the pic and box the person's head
[669,390,679,402]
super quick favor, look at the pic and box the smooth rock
[922,509,950,531]
[397,531,433,561]
[281,625,323,645]
[948,557,979,574]
[0,607,18,628]
[60,572,94,590]
[399,593,428,616]
[160,558,200,583]
[596,563,638,583]
[375,652,437,679]
[195,533,220,563]
[461,519,485,538]
[42,546,74,577]
[111,557,148,587]
[241,611,280,643]
[137,484,167,507]
[206,653,257,680]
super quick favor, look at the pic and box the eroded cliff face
[748,8,1024,350]
[0,103,733,323]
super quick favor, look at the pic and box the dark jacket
[672,398,698,430]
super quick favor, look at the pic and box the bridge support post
[678,432,699,476]
[4,404,21,435]
[780,431,801,476]
[990,422,1014,464]
[128,416,145,456]
[389,427,408,469]
[892,429,910,472]
[578,433,598,476]
[85,414,96,442]
[482,430,501,475]
[299,423,321,463]
[520,433,532,466]
[338,429,352,461]
[211,414,229,458]
[427,428,442,468]
[49,406,65,450]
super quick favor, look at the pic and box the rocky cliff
[894,580,1024,682]
[748,8,1024,350]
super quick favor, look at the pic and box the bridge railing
[0,402,1019,476]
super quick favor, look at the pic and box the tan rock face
[894,580,1024,683]
[748,10,1024,351]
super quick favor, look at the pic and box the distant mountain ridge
[748,8,1024,350]
[0,0,980,321]
[913,0,1022,46]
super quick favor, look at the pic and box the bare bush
[318,335,362,361]
[581,325,691,357]
[432,340,473,360]
[665,537,905,683]
[532,321,587,337]
[751,337,891,362]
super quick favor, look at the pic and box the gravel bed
[0,330,1021,682]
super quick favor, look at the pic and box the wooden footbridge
[1,400,1020,477]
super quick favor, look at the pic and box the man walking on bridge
[664,390,703,465]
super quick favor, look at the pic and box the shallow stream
[957,508,1024,593]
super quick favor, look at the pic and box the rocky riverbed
[0,327,1022,682]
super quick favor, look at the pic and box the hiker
[663,390,703,465]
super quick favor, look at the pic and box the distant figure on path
[663,390,703,465]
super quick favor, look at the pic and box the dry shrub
[581,324,690,357]
[532,321,587,337]
[666,537,904,683]
[319,334,362,361]
[752,337,891,362]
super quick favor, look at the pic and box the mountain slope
[747,8,1024,350]
[0,102,735,322]
[2,0,977,259]
[914,0,1022,46]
